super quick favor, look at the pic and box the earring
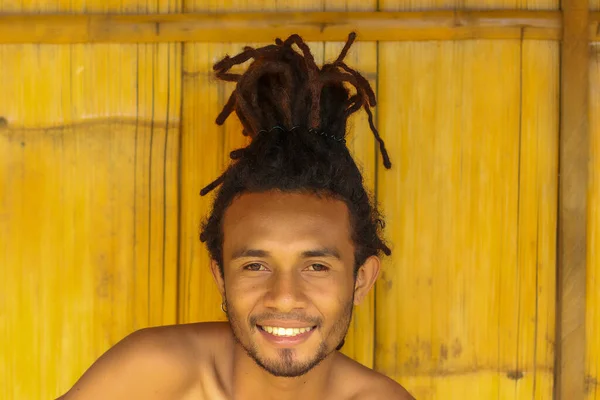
[221,301,227,313]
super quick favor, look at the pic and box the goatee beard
[225,297,354,377]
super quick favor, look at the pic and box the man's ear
[210,259,225,298]
[353,256,381,305]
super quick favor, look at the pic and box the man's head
[199,33,391,377]
[211,190,380,377]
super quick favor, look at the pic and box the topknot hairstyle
[200,32,392,277]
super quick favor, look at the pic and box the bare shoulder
[333,353,415,400]
[356,372,415,400]
[58,322,231,400]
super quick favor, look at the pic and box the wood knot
[507,370,524,381]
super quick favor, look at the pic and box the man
[59,32,414,400]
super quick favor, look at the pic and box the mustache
[249,313,321,326]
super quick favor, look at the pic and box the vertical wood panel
[179,39,237,325]
[585,46,600,400]
[376,37,558,400]
[558,0,589,399]
[0,1,182,399]
[376,2,558,399]
[588,0,600,398]
[518,41,559,399]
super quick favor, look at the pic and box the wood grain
[0,10,563,44]
[586,46,600,400]
[556,0,589,399]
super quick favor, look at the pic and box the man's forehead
[222,191,352,244]
[224,191,350,224]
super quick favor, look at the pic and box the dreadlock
[200,32,392,279]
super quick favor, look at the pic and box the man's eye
[306,263,329,272]
[244,263,267,271]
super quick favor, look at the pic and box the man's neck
[230,343,337,400]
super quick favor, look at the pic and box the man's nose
[264,270,307,311]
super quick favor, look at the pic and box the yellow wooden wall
[374,3,558,400]
[0,0,183,398]
[377,41,558,400]
[0,1,574,400]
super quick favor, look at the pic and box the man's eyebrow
[230,248,270,260]
[230,247,342,261]
[301,248,341,260]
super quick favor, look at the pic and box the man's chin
[248,344,332,377]
[253,355,321,378]
[232,326,334,377]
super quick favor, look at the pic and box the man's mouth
[257,325,317,337]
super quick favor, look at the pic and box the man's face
[215,191,361,377]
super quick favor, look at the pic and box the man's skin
[59,191,414,400]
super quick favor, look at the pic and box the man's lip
[258,325,316,345]
[256,321,317,329]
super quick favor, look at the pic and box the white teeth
[260,325,314,337]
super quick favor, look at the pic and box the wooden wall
[1,0,596,399]
[378,39,558,400]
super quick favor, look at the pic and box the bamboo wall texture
[0,1,590,400]
[377,40,558,399]
[376,0,558,398]
[0,1,183,399]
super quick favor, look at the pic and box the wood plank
[514,40,559,400]
[585,45,600,400]
[0,10,563,44]
[178,41,232,325]
[556,0,589,399]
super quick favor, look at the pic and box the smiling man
[59,33,414,400]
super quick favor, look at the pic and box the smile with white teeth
[259,326,315,337]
